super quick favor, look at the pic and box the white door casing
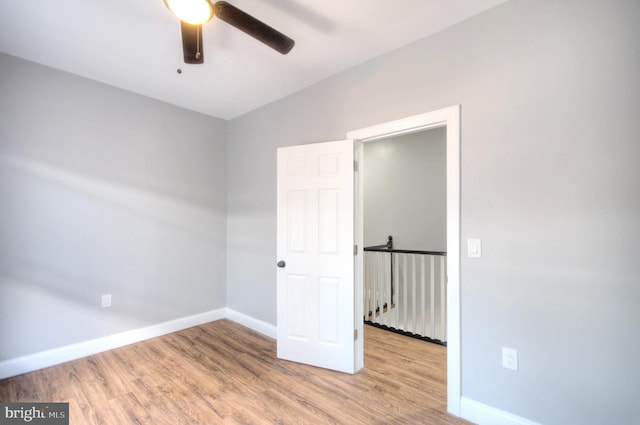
[276,139,356,374]
[348,105,461,415]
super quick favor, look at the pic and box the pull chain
[195,25,201,60]
[176,22,183,74]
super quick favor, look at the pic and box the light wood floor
[0,320,473,424]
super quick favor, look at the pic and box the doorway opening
[362,127,447,346]
[347,105,460,415]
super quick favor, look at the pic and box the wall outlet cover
[502,347,518,371]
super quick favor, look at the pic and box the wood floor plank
[0,320,473,424]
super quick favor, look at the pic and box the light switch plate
[467,239,482,258]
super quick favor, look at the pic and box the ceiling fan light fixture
[164,0,213,25]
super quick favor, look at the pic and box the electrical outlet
[502,347,518,371]
[101,294,112,308]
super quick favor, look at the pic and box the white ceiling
[0,0,508,120]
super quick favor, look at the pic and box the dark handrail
[364,247,447,256]
[364,234,446,256]
[364,235,394,251]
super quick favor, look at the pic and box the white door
[276,139,356,373]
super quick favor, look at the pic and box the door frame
[347,105,461,415]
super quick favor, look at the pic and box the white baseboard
[225,308,277,339]
[460,397,542,425]
[0,309,226,380]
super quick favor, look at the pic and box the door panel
[287,191,307,252]
[318,277,340,344]
[276,140,355,373]
[286,274,308,339]
[318,189,339,254]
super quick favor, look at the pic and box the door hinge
[354,329,358,341]
[353,160,358,172]
[354,244,358,256]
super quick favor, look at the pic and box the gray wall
[363,128,446,252]
[227,1,640,424]
[0,53,227,360]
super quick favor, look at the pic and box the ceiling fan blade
[180,21,205,64]
[212,1,294,55]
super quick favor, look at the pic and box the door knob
[277,260,286,268]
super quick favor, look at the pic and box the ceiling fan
[164,0,295,65]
